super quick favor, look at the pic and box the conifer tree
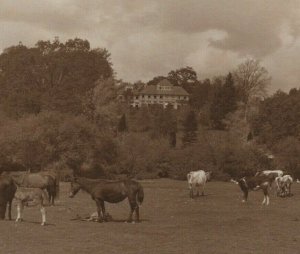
[182,110,198,146]
[118,114,128,133]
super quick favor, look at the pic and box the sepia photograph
[0,1,300,253]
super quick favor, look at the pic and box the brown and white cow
[255,170,285,191]
[232,175,273,205]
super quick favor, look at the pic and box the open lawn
[1,179,300,254]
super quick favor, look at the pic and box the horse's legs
[50,191,54,206]
[127,198,138,223]
[135,205,140,222]
[40,206,46,226]
[201,184,205,196]
[95,199,105,222]
[16,202,23,222]
[47,187,54,206]
[8,199,12,220]
[99,200,107,222]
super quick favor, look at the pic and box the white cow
[255,170,284,178]
[187,170,212,198]
[275,175,293,197]
[255,170,285,192]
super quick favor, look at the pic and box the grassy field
[1,179,300,254]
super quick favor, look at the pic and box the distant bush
[0,111,118,177]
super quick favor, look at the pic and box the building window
[160,95,163,99]
[148,95,151,98]
[135,96,138,99]
[154,95,157,99]
[142,95,144,98]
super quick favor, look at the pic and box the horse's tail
[136,183,144,206]
[54,177,60,200]
[41,189,50,206]
[47,175,59,200]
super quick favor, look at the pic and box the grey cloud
[0,0,300,92]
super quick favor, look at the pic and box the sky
[0,0,300,93]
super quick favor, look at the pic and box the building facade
[131,79,189,109]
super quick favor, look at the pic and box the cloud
[0,0,300,92]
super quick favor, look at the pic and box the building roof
[137,79,189,96]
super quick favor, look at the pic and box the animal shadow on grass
[111,218,150,223]
[190,193,212,199]
[70,214,149,223]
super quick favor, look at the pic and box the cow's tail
[136,183,144,206]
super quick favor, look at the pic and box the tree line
[0,38,298,179]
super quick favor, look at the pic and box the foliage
[0,38,113,117]
[118,114,128,133]
[189,79,212,111]
[234,59,270,105]
[1,37,299,182]
[209,73,238,130]
[252,88,300,146]
[167,66,198,92]
[0,112,118,176]
[182,110,198,146]
[114,133,170,178]
[272,137,300,178]
[83,78,122,131]
[147,76,166,86]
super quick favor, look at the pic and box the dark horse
[0,174,17,220]
[69,177,144,223]
[11,171,59,206]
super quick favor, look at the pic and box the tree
[222,73,238,114]
[0,38,113,117]
[167,66,198,92]
[83,78,122,130]
[233,59,271,121]
[189,79,212,110]
[147,76,166,86]
[209,73,238,130]
[118,114,128,133]
[252,88,300,146]
[169,131,177,148]
[182,110,198,146]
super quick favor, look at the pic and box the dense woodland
[0,38,299,180]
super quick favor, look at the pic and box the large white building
[131,79,189,109]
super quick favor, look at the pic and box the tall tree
[167,66,198,92]
[189,79,212,110]
[147,76,166,86]
[252,88,300,145]
[233,59,271,121]
[0,38,113,117]
[118,114,128,133]
[222,72,238,114]
[209,74,238,130]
